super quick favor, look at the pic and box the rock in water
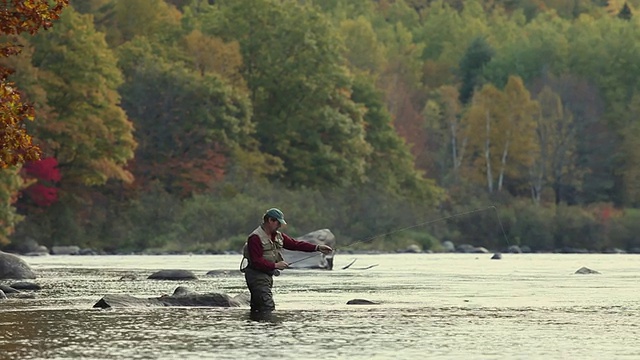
[147,269,197,280]
[93,287,250,309]
[0,251,36,280]
[9,281,41,291]
[282,229,336,270]
[575,266,600,274]
[346,299,380,305]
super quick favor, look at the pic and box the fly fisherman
[241,208,333,314]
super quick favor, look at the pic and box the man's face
[266,218,282,234]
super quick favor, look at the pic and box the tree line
[1,0,640,253]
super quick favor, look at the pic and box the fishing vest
[243,226,285,265]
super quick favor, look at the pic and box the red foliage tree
[22,157,61,206]
[0,0,69,168]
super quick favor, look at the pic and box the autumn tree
[531,86,580,204]
[27,7,136,189]
[339,16,387,76]
[423,85,466,184]
[0,0,69,168]
[497,76,538,193]
[463,77,538,195]
[0,0,68,245]
[118,37,258,197]
[352,74,443,203]
[90,0,182,47]
[376,22,426,157]
[201,0,372,188]
[21,157,61,207]
[463,84,505,193]
[182,29,245,88]
[0,168,28,244]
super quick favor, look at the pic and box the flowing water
[1,253,639,359]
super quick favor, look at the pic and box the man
[242,207,333,314]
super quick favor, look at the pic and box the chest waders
[241,226,284,312]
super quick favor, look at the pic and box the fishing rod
[287,205,510,266]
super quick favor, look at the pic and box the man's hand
[275,261,289,270]
[316,244,333,255]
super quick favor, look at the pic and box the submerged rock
[147,269,197,280]
[575,266,600,274]
[205,269,237,276]
[0,285,36,299]
[93,286,250,309]
[346,299,380,305]
[9,281,41,291]
[119,274,137,281]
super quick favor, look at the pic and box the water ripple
[2,254,640,359]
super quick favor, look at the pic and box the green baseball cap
[265,208,286,224]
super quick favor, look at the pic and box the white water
[1,253,639,359]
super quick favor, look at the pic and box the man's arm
[282,233,319,252]
[247,234,276,272]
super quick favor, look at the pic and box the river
[1,253,638,359]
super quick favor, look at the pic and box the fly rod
[287,205,509,266]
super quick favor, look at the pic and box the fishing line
[493,205,510,247]
[288,205,510,266]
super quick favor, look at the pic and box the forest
[2,0,640,254]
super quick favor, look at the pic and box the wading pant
[244,267,275,313]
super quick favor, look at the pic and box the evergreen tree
[458,36,494,105]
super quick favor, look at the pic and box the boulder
[491,253,502,260]
[78,248,97,255]
[441,241,456,252]
[51,246,80,255]
[346,299,380,305]
[403,244,422,253]
[93,286,250,309]
[507,245,522,253]
[575,266,600,274]
[205,269,237,276]
[282,229,336,270]
[24,246,49,256]
[147,269,198,280]
[0,251,36,279]
[0,290,5,299]
[9,281,42,291]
